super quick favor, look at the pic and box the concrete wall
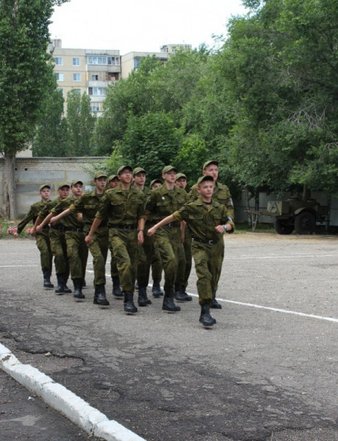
[0,157,106,217]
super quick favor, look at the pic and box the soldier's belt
[192,237,219,245]
[50,225,65,231]
[109,224,137,230]
[64,227,84,232]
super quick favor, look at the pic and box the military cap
[162,165,177,174]
[117,165,133,175]
[203,160,219,170]
[133,167,146,176]
[108,174,118,182]
[57,182,70,190]
[197,175,214,186]
[150,178,162,187]
[94,171,108,179]
[71,179,83,187]
[175,172,187,181]
[39,184,51,191]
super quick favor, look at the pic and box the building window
[55,72,64,82]
[90,103,101,113]
[107,56,120,65]
[91,74,99,81]
[54,57,63,65]
[72,89,81,94]
[72,57,80,66]
[73,73,81,82]
[88,87,106,96]
[88,56,107,65]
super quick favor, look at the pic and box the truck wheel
[295,211,316,234]
[274,219,294,235]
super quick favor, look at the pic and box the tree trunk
[3,153,16,220]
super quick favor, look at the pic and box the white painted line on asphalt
[0,343,146,441]
[224,253,338,260]
[215,298,338,323]
[0,265,38,268]
[87,270,338,324]
[184,292,338,323]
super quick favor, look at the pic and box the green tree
[120,112,182,179]
[0,0,69,219]
[66,91,95,156]
[32,88,68,156]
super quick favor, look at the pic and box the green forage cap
[108,174,118,182]
[197,175,214,185]
[117,165,133,175]
[94,171,108,179]
[57,182,70,190]
[150,178,162,187]
[175,173,187,181]
[39,184,51,191]
[203,160,218,169]
[133,167,146,176]
[162,165,177,174]
[71,180,83,187]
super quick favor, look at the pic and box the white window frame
[72,57,80,66]
[73,73,81,82]
[54,57,63,66]
[55,72,64,82]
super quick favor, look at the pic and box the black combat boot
[210,294,222,309]
[152,281,163,298]
[138,286,152,306]
[43,270,54,289]
[73,279,85,301]
[124,292,138,314]
[175,288,192,302]
[199,303,216,327]
[63,275,72,294]
[55,273,66,295]
[94,285,110,306]
[162,290,181,312]
[112,276,123,298]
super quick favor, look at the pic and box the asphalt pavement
[0,233,337,441]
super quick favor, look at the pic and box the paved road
[0,233,337,441]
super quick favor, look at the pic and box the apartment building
[52,40,191,114]
[51,39,120,115]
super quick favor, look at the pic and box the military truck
[263,198,329,234]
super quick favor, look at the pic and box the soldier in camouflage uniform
[48,180,87,301]
[107,174,123,298]
[145,165,188,312]
[189,160,234,309]
[148,175,234,327]
[85,165,146,314]
[175,173,192,302]
[36,183,72,294]
[12,184,54,289]
[50,172,110,306]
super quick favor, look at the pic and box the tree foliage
[0,0,69,218]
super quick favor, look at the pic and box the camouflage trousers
[137,232,162,288]
[35,230,53,273]
[192,238,224,305]
[153,227,184,295]
[109,228,139,293]
[88,227,108,286]
[175,229,191,291]
[65,231,88,281]
[49,228,69,277]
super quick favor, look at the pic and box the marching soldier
[49,172,110,306]
[189,160,234,309]
[35,183,72,294]
[47,180,87,301]
[85,165,146,315]
[145,165,188,312]
[148,175,234,327]
[175,173,192,302]
[107,174,123,298]
[10,184,54,289]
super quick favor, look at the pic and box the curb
[0,343,146,441]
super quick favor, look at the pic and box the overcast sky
[49,0,247,54]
